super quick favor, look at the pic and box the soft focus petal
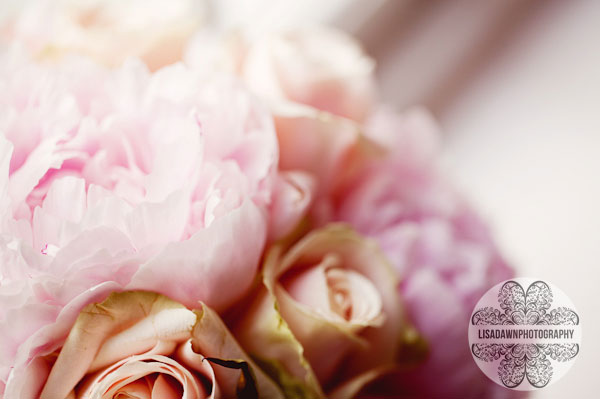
[241,27,376,122]
[128,200,266,311]
[268,171,315,240]
[273,102,382,213]
[3,0,207,70]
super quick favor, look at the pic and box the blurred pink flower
[1,0,205,70]
[187,27,377,123]
[0,50,280,396]
[334,107,518,398]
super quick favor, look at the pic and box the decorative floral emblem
[469,279,581,390]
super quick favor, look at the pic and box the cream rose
[31,291,283,399]
[232,225,403,398]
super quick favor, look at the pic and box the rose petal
[268,171,315,241]
[4,281,123,399]
[231,286,324,399]
[191,304,284,399]
[89,306,196,372]
[80,354,205,399]
[270,225,401,384]
[273,103,361,199]
[40,291,193,399]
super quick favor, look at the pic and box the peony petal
[125,189,190,250]
[128,199,266,311]
[364,106,440,164]
[0,136,13,219]
[8,135,75,211]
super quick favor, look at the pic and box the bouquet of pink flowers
[0,2,519,398]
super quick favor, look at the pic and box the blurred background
[210,0,600,397]
[2,0,598,396]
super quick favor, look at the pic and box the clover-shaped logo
[469,279,580,390]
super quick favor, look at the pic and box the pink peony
[0,50,282,396]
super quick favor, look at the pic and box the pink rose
[31,291,283,398]
[334,108,518,398]
[232,224,403,398]
[0,51,280,395]
[2,0,205,70]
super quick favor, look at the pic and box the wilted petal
[40,291,193,399]
[191,304,284,399]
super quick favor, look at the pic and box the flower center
[326,268,353,321]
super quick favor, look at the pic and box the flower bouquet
[0,2,519,398]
